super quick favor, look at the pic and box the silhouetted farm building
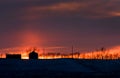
[6,54,21,59]
[29,51,38,59]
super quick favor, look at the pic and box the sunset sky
[0,0,120,52]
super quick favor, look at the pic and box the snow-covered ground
[0,59,93,72]
[75,59,120,72]
[0,59,120,78]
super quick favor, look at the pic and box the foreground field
[0,59,120,78]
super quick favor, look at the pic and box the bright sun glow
[17,29,41,47]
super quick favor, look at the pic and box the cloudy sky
[0,0,120,51]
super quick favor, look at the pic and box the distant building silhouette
[29,51,38,59]
[6,54,21,59]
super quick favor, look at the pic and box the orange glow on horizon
[1,46,120,59]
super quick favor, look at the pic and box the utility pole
[0,54,2,58]
[72,45,74,59]
[43,48,45,59]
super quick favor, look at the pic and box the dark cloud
[0,0,120,51]
[1,0,120,22]
[15,0,120,21]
